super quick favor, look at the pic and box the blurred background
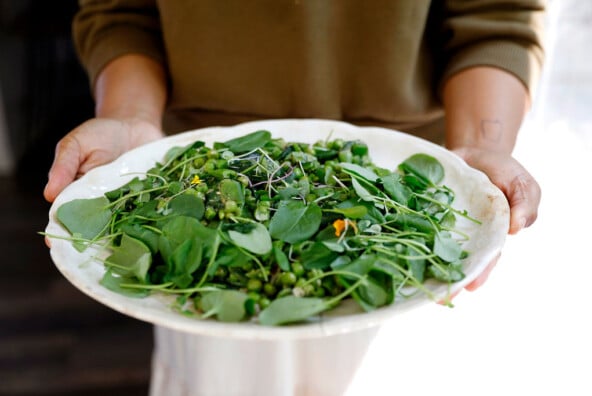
[0,2,152,396]
[1,1,591,396]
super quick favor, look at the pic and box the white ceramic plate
[45,119,509,340]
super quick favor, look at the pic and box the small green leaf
[168,193,205,220]
[380,173,412,205]
[57,196,111,240]
[220,130,272,154]
[300,242,338,270]
[258,296,329,326]
[325,205,368,219]
[351,178,374,202]
[200,290,249,322]
[433,231,462,262]
[272,243,291,271]
[269,201,322,244]
[227,222,272,255]
[399,153,445,186]
[105,234,152,283]
[339,163,379,182]
[100,270,150,298]
[219,179,245,205]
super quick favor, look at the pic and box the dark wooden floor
[0,175,153,396]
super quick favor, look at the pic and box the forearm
[443,66,530,154]
[95,54,168,128]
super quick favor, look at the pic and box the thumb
[43,136,82,202]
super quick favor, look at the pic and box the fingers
[453,147,540,235]
[506,171,541,235]
[464,252,500,291]
[43,135,83,202]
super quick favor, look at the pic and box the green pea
[278,272,297,287]
[203,159,217,172]
[258,297,271,309]
[277,288,293,298]
[351,141,368,156]
[224,200,238,213]
[291,262,305,277]
[263,283,277,297]
[207,149,219,159]
[247,291,261,302]
[247,278,263,292]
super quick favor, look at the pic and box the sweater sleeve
[72,0,165,91]
[437,0,546,94]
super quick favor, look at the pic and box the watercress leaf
[214,245,252,268]
[351,178,374,202]
[386,213,435,234]
[433,231,463,262]
[326,205,368,219]
[272,242,291,271]
[339,163,379,183]
[357,277,390,309]
[168,193,205,220]
[104,177,142,201]
[200,290,249,322]
[100,270,150,298]
[105,234,152,283]
[427,262,465,282]
[163,141,205,165]
[299,242,339,270]
[406,245,426,283]
[399,153,444,186]
[227,222,272,255]
[168,237,203,288]
[56,196,111,241]
[332,253,376,278]
[269,201,322,244]
[379,173,412,205]
[120,223,160,254]
[219,179,245,205]
[258,296,329,326]
[336,199,385,224]
[220,130,272,154]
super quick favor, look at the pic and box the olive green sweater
[73,0,545,140]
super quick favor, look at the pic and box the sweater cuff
[440,40,544,96]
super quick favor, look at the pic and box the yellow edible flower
[332,219,358,237]
[190,175,202,185]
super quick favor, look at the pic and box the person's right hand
[43,117,164,203]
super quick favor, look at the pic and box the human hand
[43,117,164,203]
[449,146,540,294]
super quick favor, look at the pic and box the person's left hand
[449,146,541,296]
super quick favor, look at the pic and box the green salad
[52,130,479,326]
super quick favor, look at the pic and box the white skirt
[149,324,379,396]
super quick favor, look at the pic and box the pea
[214,267,228,279]
[247,278,263,292]
[291,262,305,277]
[216,159,228,169]
[278,272,297,287]
[247,291,261,302]
[263,283,277,297]
[351,142,368,156]
[258,297,271,309]
[277,288,293,298]
[207,149,219,159]
[204,206,217,220]
[224,200,238,213]
[193,157,206,168]
[292,167,304,179]
[203,159,217,172]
